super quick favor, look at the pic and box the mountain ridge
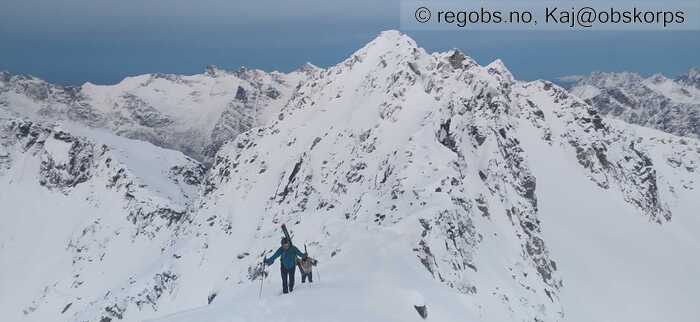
[569,69,700,140]
[0,64,316,164]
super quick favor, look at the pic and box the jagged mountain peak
[296,62,322,73]
[373,29,416,46]
[648,73,670,84]
[204,64,225,77]
[676,67,700,88]
[0,70,11,82]
[234,66,268,79]
[485,58,515,84]
[0,71,51,88]
[570,67,700,139]
[348,30,425,64]
[683,67,700,79]
[581,70,645,87]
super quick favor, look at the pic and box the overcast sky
[1,0,698,85]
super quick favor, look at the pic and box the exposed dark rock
[414,305,428,319]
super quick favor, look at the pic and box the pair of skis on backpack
[280,224,318,273]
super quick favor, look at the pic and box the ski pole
[259,257,267,298]
[258,251,267,298]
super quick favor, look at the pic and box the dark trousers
[301,271,313,283]
[280,264,296,294]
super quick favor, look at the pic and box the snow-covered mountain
[2,31,700,322]
[676,68,700,89]
[569,69,700,139]
[0,65,317,164]
[0,118,205,322]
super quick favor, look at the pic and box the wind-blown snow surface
[570,70,700,140]
[2,31,700,322]
[0,65,314,164]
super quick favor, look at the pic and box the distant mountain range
[569,68,700,139]
[0,65,319,165]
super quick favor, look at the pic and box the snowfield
[1,31,699,322]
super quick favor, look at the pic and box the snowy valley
[1,31,699,322]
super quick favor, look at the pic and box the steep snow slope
[570,70,700,139]
[0,119,205,322]
[0,66,316,164]
[516,84,700,322]
[146,31,700,322]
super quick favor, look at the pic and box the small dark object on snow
[61,302,72,314]
[207,292,217,304]
[414,305,428,319]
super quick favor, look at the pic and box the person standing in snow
[297,254,318,283]
[264,237,305,294]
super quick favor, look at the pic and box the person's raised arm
[265,248,282,265]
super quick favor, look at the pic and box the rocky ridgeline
[570,69,700,140]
